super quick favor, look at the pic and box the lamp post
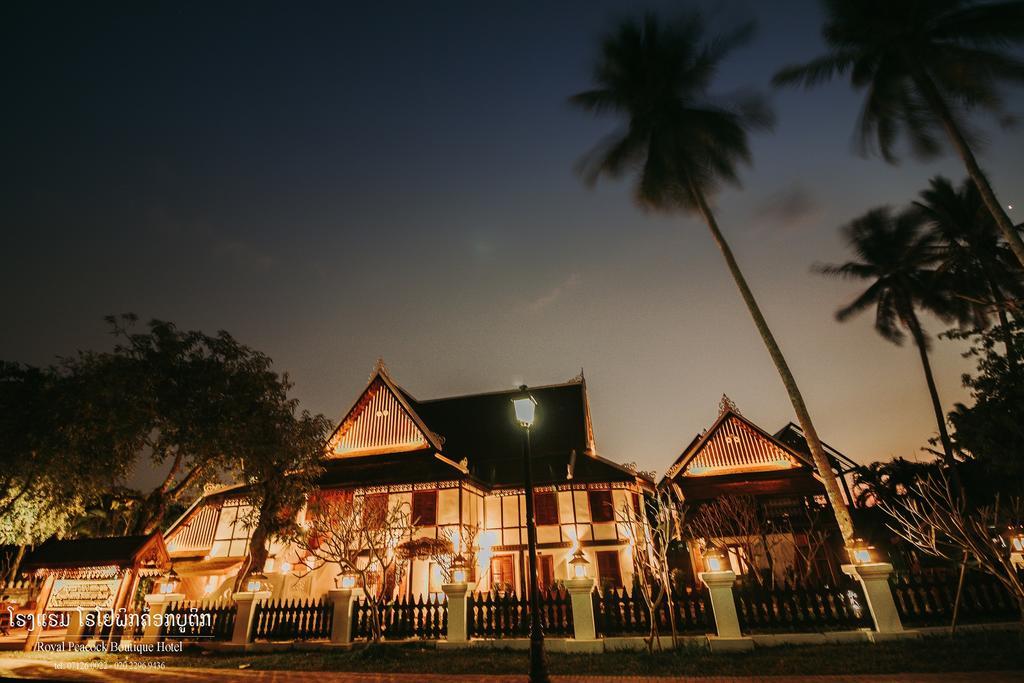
[512,387,550,683]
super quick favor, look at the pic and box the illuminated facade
[162,364,652,600]
[660,397,859,583]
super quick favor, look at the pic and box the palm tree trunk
[690,185,856,546]
[903,310,957,472]
[913,70,1024,270]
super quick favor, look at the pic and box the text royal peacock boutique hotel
[161,364,654,601]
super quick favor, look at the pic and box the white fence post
[565,577,597,641]
[328,587,362,645]
[141,593,184,643]
[230,590,270,646]
[699,569,753,651]
[842,562,905,635]
[441,583,469,643]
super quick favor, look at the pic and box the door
[490,555,514,593]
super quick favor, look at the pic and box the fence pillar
[141,593,183,643]
[328,587,362,645]
[842,562,904,635]
[230,590,270,646]
[441,583,469,643]
[699,569,752,651]
[565,577,596,640]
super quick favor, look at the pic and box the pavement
[1,659,1022,683]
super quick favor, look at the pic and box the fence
[352,593,447,640]
[592,584,711,637]
[466,588,573,638]
[732,577,872,633]
[890,570,1020,627]
[160,599,237,641]
[251,597,333,641]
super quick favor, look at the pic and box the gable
[677,413,802,478]
[328,377,434,457]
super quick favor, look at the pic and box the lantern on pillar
[335,572,357,590]
[160,566,180,594]
[245,572,271,593]
[568,548,590,579]
[451,554,468,584]
[849,538,874,564]
[703,546,727,572]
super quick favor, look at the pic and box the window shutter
[412,490,437,526]
[588,490,615,523]
[534,492,558,526]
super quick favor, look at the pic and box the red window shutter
[538,555,554,591]
[596,550,622,588]
[411,491,437,526]
[588,490,615,523]
[363,493,388,528]
[534,492,558,526]
[631,492,641,516]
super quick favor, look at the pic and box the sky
[2,0,1022,492]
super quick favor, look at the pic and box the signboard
[46,579,120,611]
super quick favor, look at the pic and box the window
[534,492,558,526]
[362,493,388,528]
[428,562,444,594]
[588,490,614,523]
[490,555,514,591]
[631,492,642,517]
[596,550,622,588]
[537,555,554,591]
[210,498,253,558]
[411,490,437,526]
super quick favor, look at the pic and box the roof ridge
[413,378,584,404]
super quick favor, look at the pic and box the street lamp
[512,386,549,683]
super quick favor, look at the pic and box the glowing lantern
[451,554,468,585]
[245,572,271,593]
[335,572,357,590]
[512,393,537,428]
[703,546,727,573]
[160,566,180,594]
[568,548,590,579]
[849,538,874,564]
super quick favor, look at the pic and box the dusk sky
[3,0,1022,491]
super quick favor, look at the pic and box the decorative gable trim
[665,410,806,480]
[326,366,443,458]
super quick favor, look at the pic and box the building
[161,363,653,600]
[660,396,859,584]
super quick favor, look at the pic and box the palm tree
[915,176,1024,360]
[816,207,964,470]
[774,0,1024,269]
[570,13,856,545]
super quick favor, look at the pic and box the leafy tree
[0,359,134,580]
[915,176,1024,360]
[570,12,856,544]
[232,394,331,592]
[774,0,1024,269]
[946,319,1024,489]
[97,315,320,535]
[816,207,966,471]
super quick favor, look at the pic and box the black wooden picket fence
[731,576,872,633]
[351,593,448,640]
[466,588,573,638]
[251,597,333,641]
[592,584,711,636]
[890,570,1020,627]
[160,599,237,641]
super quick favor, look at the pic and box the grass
[6,630,1024,677]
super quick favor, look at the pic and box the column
[64,609,86,644]
[230,590,271,646]
[141,593,184,643]
[699,569,753,651]
[842,562,904,634]
[441,583,469,643]
[327,587,362,645]
[564,577,596,640]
